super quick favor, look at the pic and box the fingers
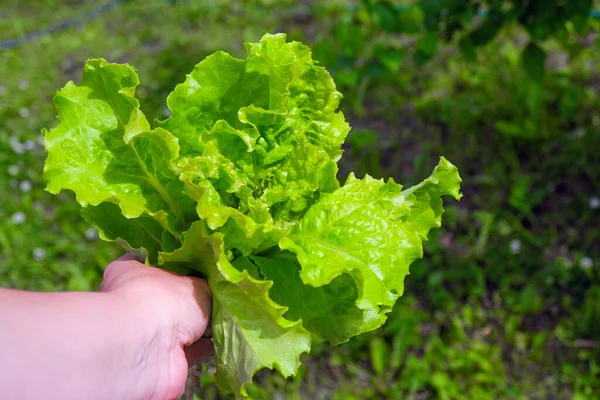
[117,253,141,262]
[104,253,143,277]
[190,277,212,306]
[185,277,213,341]
[184,337,213,366]
[100,253,145,291]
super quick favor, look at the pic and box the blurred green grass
[1,1,600,399]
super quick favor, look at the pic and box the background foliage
[1,0,599,398]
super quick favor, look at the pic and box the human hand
[100,254,213,400]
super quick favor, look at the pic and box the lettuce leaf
[211,247,311,397]
[161,32,348,254]
[279,157,462,339]
[250,249,384,345]
[43,33,462,398]
[43,59,196,263]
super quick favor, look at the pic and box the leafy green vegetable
[43,33,462,398]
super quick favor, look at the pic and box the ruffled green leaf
[43,58,196,235]
[279,157,462,312]
[81,203,177,266]
[159,221,221,276]
[178,155,275,255]
[251,249,385,345]
[162,225,311,397]
[211,251,311,397]
[162,33,349,229]
[400,156,463,240]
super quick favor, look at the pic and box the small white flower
[9,136,24,154]
[18,79,29,90]
[19,180,32,193]
[85,227,98,240]
[509,239,521,255]
[589,197,600,210]
[12,212,26,224]
[19,107,30,118]
[23,140,36,151]
[8,165,19,176]
[33,247,46,261]
[580,257,593,270]
[163,107,172,117]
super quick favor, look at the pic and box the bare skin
[0,254,212,400]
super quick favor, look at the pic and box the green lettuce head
[43,33,462,398]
